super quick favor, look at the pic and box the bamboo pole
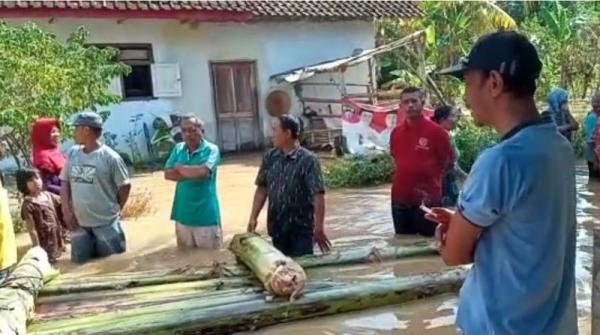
[0,247,57,335]
[28,268,466,335]
[42,243,438,296]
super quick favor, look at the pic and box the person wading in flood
[429,31,577,335]
[164,115,222,249]
[247,115,331,256]
[60,112,131,264]
[389,87,453,237]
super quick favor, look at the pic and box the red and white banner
[340,97,433,154]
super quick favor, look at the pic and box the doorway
[210,61,260,152]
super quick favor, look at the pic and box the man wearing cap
[389,86,453,237]
[60,111,131,264]
[426,31,577,334]
[247,115,331,256]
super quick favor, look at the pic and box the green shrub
[454,119,498,171]
[571,127,584,159]
[324,152,393,188]
[10,207,24,233]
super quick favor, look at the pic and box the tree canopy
[0,22,129,166]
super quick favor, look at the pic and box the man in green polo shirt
[164,114,222,249]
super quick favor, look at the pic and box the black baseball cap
[438,31,542,82]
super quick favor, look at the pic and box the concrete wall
[0,18,374,169]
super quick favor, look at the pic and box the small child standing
[16,169,65,263]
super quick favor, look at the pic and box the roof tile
[0,1,422,19]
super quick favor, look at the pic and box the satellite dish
[265,89,291,117]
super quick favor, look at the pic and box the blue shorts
[71,221,126,264]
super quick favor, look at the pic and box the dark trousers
[272,230,314,257]
[391,202,437,237]
[588,161,600,180]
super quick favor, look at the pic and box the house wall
[0,18,374,169]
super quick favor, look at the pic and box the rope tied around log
[0,262,44,297]
[265,260,306,302]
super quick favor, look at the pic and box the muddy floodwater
[243,164,597,335]
[14,156,597,334]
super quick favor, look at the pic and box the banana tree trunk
[42,242,437,296]
[229,233,306,300]
[28,268,466,335]
[0,247,57,335]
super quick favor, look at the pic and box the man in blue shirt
[430,31,578,334]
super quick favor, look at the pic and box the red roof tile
[0,1,422,20]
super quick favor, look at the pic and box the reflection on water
[246,164,598,335]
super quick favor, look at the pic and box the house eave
[0,8,253,22]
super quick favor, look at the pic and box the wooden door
[210,61,260,152]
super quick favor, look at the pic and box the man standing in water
[61,112,131,264]
[248,115,331,256]
[429,31,577,334]
[389,87,453,237]
[164,115,222,249]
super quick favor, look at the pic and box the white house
[0,0,420,164]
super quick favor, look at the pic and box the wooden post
[367,59,375,104]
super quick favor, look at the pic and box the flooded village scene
[1,1,600,335]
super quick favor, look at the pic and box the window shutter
[151,63,182,98]
[107,76,123,98]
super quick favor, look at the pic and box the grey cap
[72,111,103,129]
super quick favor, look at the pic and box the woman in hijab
[546,87,579,141]
[31,118,65,195]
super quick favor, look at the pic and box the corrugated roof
[0,1,422,20]
[271,30,425,83]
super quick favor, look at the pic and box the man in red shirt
[390,87,453,236]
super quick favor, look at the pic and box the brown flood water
[14,155,597,334]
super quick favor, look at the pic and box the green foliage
[377,1,600,105]
[10,207,24,234]
[453,118,498,171]
[324,152,394,189]
[377,1,516,104]
[520,3,600,100]
[572,126,584,159]
[0,22,130,166]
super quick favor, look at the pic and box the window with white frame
[119,45,154,99]
[100,43,182,100]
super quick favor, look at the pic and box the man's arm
[306,156,331,252]
[111,154,132,210]
[248,153,269,233]
[247,187,267,232]
[313,192,325,232]
[164,170,183,181]
[117,184,132,210]
[440,211,482,265]
[172,144,220,180]
[174,165,211,179]
[60,182,78,229]
[164,145,183,181]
